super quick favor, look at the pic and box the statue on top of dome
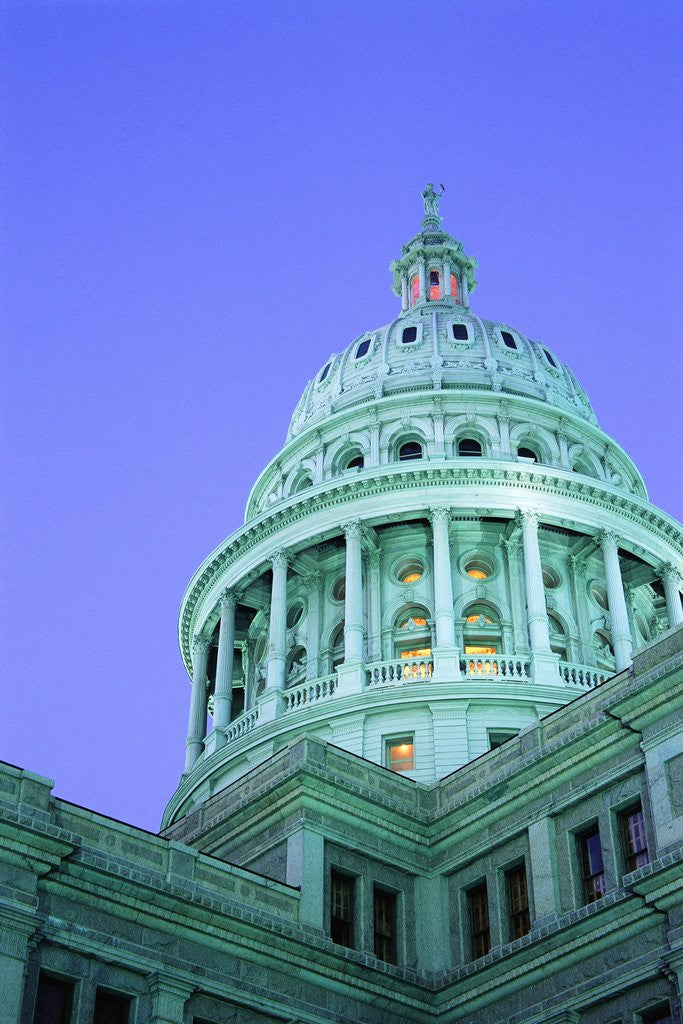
[422,182,445,222]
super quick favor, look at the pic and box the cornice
[179,464,683,673]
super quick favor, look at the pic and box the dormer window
[355,338,371,359]
[543,347,558,368]
[452,323,469,341]
[429,270,441,300]
[450,274,458,301]
[402,326,418,345]
[501,331,518,350]
[319,361,332,383]
[410,275,419,306]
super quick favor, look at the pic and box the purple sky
[2,1,681,832]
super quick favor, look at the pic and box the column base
[431,646,462,683]
[530,652,561,685]
[257,687,285,723]
[336,662,364,697]
[203,728,226,756]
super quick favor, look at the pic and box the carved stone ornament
[516,508,540,530]
[270,549,290,570]
[192,635,211,655]
[343,520,362,541]
[429,506,451,527]
[598,528,620,551]
[219,588,237,611]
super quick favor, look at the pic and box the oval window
[590,583,609,610]
[286,601,304,628]
[501,330,518,350]
[464,555,495,580]
[396,559,424,585]
[542,565,561,589]
[332,577,346,602]
[319,361,332,382]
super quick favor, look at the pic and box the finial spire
[421,183,445,229]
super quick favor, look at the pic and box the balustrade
[284,674,338,711]
[558,662,605,688]
[365,657,434,687]
[459,656,529,680]
[224,707,259,743]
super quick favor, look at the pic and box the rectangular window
[330,870,354,948]
[385,736,414,773]
[488,729,519,750]
[641,1004,673,1024]
[506,864,530,939]
[373,887,397,963]
[93,990,130,1024]
[32,975,74,1024]
[578,827,605,904]
[468,882,490,959]
[621,804,649,874]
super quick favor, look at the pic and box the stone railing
[558,662,606,688]
[459,656,530,680]
[284,674,338,712]
[365,657,434,687]
[225,707,259,743]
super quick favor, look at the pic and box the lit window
[410,275,419,305]
[330,871,354,948]
[468,883,490,959]
[399,646,432,660]
[517,446,538,462]
[452,323,469,341]
[401,570,421,583]
[506,864,530,939]
[386,737,414,772]
[402,325,418,344]
[578,827,606,904]
[398,440,422,461]
[373,887,397,963]
[464,556,494,579]
[465,644,498,655]
[93,990,130,1024]
[450,273,458,300]
[543,347,558,368]
[458,437,482,456]
[465,611,494,624]
[319,361,332,382]
[429,270,440,300]
[32,975,74,1024]
[355,338,371,359]
[501,330,518,349]
[488,729,519,749]
[621,805,649,873]
[396,559,424,584]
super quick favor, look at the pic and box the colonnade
[184,512,683,770]
[399,263,468,311]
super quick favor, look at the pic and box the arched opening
[517,445,539,462]
[344,451,364,471]
[394,605,432,675]
[290,470,313,494]
[548,614,568,660]
[429,270,441,300]
[398,440,423,461]
[410,275,419,306]
[331,624,345,670]
[463,604,501,659]
[458,437,483,457]
[286,645,307,687]
[593,629,615,672]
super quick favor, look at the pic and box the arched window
[394,606,432,668]
[429,270,440,300]
[458,437,482,457]
[331,624,345,670]
[410,275,419,306]
[344,451,364,470]
[291,471,313,494]
[517,445,539,462]
[463,604,501,659]
[398,440,423,461]
[450,274,458,301]
[548,614,567,659]
[593,629,615,672]
[286,645,307,686]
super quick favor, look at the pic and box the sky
[1,0,681,832]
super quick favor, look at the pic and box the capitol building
[3,191,682,1024]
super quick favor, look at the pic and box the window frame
[330,868,356,949]
[467,881,491,960]
[92,988,131,1024]
[505,862,531,940]
[32,972,76,1024]
[577,825,606,905]
[619,802,649,875]
[372,885,398,964]
[384,734,415,773]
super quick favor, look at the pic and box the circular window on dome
[589,583,609,610]
[332,576,346,602]
[395,558,424,585]
[463,554,495,580]
[286,601,305,629]
[542,565,561,589]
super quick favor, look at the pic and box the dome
[165,188,683,831]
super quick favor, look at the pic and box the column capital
[658,562,683,586]
[218,588,237,611]
[343,520,362,541]
[192,635,211,655]
[368,547,383,570]
[270,549,290,571]
[516,508,541,531]
[501,536,522,558]
[302,570,323,589]
[598,528,620,552]
[428,506,451,527]
[569,553,588,576]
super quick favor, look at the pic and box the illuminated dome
[164,188,683,830]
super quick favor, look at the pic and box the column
[369,421,380,466]
[0,917,37,1024]
[557,428,570,469]
[148,974,193,1024]
[497,411,511,457]
[266,551,289,690]
[367,549,383,662]
[213,589,236,730]
[518,510,558,683]
[429,507,461,681]
[659,564,683,628]
[304,572,322,680]
[401,274,408,311]
[528,816,560,923]
[242,638,256,710]
[337,522,364,696]
[568,555,596,665]
[599,530,632,671]
[185,636,210,770]
[442,258,450,297]
[461,269,469,307]
[418,259,426,299]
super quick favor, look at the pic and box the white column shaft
[344,523,364,662]
[431,510,456,648]
[600,532,632,670]
[185,639,210,769]
[461,271,469,306]
[305,575,322,680]
[401,275,408,310]
[213,594,236,729]
[443,260,450,297]
[520,512,551,653]
[418,262,426,299]
[662,570,683,627]
[266,553,289,690]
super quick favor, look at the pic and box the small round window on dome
[399,441,423,461]
[542,565,561,589]
[355,338,371,359]
[501,330,518,350]
[518,446,539,462]
[332,577,346,602]
[590,583,609,610]
[464,555,495,580]
[396,559,424,585]
[286,601,304,628]
[543,347,558,368]
[452,323,469,341]
[458,437,482,456]
[402,326,418,345]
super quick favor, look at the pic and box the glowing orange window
[450,273,459,302]
[429,270,440,300]
[387,738,415,772]
[410,275,420,306]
